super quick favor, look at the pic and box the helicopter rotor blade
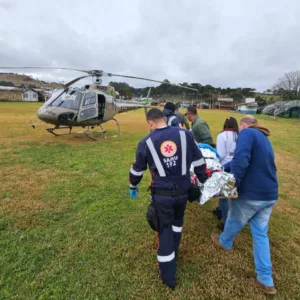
[0,66,90,74]
[0,66,199,91]
[104,73,198,92]
[64,75,91,88]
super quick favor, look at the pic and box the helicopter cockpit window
[50,90,82,110]
[44,89,64,107]
[83,92,96,106]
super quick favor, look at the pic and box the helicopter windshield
[44,89,64,107]
[46,90,82,110]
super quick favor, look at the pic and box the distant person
[213,117,239,230]
[163,102,180,127]
[175,104,190,130]
[185,106,213,145]
[211,115,278,295]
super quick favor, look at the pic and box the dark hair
[146,108,165,122]
[223,117,239,134]
[164,102,176,112]
[187,106,197,115]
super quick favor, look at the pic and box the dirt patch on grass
[0,165,59,226]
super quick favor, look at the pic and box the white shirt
[216,131,238,166]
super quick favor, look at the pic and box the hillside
[0,73,63,89]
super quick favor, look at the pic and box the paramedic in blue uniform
[128,108,208,289]
[162,102,180,127]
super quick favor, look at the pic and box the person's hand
[228,187,238,199]
[129,185,138,198]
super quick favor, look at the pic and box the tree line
[2,70,299,103]
[109,80,257,102]
[109,70,300,105]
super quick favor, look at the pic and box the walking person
[174,103,190,129]
[162,102,180,127]
[129,108,208,289]
[211,115,278,295]
[185,106,213,145]
[213,117,239,230]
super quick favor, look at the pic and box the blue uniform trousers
[153,194,187,288]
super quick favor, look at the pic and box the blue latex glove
[130,190,138,198]
[129,185,138,198]
[197,143,221,159]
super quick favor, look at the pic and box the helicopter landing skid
[82,126,107,141]
[81,119,122,141]
[45,119,121,141]
[46,126,73,136]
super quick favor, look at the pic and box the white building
[22,89,43,102]
[237,98,258,114]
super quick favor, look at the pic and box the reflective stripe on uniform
[168,116,176,126]
[130,167,144,176]
[146,138,166,177]
[192,158,205,167]
[179,130,187,175]
[157,251,175,263]
[172,225,182,233]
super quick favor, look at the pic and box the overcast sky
[0,0,300,91]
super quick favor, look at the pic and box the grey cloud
[0,1,14,10]
[0,0,300,91]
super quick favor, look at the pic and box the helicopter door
[98,94,105,119]
[77,92,98,122]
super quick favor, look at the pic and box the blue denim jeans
[218,198,229,225]
[219,198,277,287]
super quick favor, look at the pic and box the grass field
[0,102,299,300]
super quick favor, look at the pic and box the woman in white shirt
[213,117,239,230]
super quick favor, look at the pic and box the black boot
[158,270,176,289]
[217,222,224,231]
[212,207,223,220]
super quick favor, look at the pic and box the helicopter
[0,67,198,140]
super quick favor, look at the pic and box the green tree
[273,70,300,100]
[119,87,132,99]
[0,81,15,87]
[255,95,266,106]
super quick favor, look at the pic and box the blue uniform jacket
[129,126,207,193]
[163,109,180,127]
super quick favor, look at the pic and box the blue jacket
[162,109,180,127]
[129,126,207,192]
[230,126,278,201]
